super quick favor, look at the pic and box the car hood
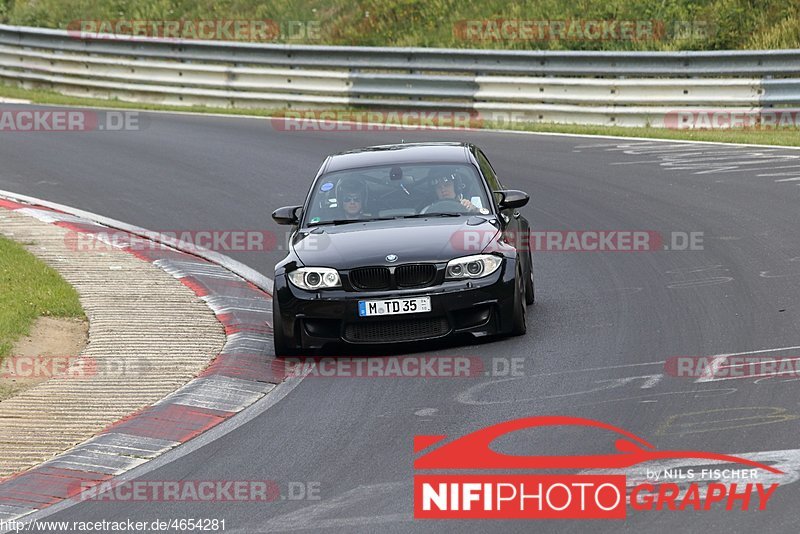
[292,216,500,269]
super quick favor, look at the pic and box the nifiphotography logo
[413,416,783,519]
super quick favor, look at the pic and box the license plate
[358,297,431,317]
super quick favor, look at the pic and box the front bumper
[274,259,518,349]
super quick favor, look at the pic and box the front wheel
[510,262,527,336]
[525,248,535,305]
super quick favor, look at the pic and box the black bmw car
[271,142,534,354]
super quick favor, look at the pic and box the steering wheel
[420,199,470,214]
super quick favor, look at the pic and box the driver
[431,173,479,212]
[336,177,370,220]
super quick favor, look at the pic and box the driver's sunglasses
[343,195,362,203]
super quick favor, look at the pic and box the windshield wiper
[310,217,397,226]
[398,213,462,219]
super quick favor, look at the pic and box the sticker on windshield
[479,208,490,214]
[320,182,334,192]
[310,217,321,223]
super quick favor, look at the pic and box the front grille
[344,317,450,343]
[350,267,390,290]
[396,264,436,288]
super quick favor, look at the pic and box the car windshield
[303,163,492,226]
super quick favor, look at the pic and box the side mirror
[272,205,302,225]
[496,190,529,210]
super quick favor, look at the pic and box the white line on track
[695,345,800,383]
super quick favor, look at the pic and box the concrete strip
[0,194,279,523]
[42,452,150,472]
[0,504,36,516]
[0,208,226,478]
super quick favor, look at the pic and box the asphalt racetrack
[3,107,800,532]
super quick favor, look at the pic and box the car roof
[324,142,472,173]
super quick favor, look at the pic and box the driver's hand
[460,197,478,212]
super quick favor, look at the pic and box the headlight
[288,267,341,290]
[445,254,502,280]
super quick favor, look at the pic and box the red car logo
[414,415,783,474]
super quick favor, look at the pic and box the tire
[524,249,535,305]
[272,296,300,357]
[511,262,528,336]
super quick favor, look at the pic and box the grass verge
[3,0,800,50]
[0,234,84,360]
[482,120,800,147]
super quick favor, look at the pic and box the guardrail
[0,23,797,128]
